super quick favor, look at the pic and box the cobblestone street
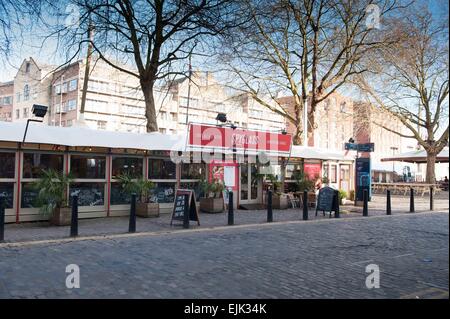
[0,211,448,299]
[1,193,448,243]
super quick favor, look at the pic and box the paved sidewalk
[2,194,448,244]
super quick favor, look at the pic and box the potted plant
[116,174,159,218]
[338,189,348,205]
[33,169,74,226]
[199,178,225,213]
[265,174,289,209]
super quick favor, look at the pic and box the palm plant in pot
[33,169,74,226]
[199,178,225,213]
[116,173,159,218]
[265,174,288,209]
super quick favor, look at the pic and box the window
[148,159,176,179]
[179,97,198,108]
[148,182,176,203]
[69,79,78,91]
[330,164,337,183]
[97,121,107,130]
[0,152,15,178]
[23,153,63,178]
[16,92,21,103]
[159,128,166,134]
[110,183,132,205]
[66,120,73,127]
[340,102,347,113]
[15,109,20,119]
[170,112,177,121]
[54,84,61,94]
[23,108,28,118]
[3,96,12,105]
[23,85,30,101]
[181,163,205,180]
[25,62,31,73]
[21,182,39,208]
[0,183,14,208]
[66,99,77,111]
[86,99,108,113]
[159,111,168,120]
[70,155,106,179]
[111,157,143,179]
[69,183,104,206]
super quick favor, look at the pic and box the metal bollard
[183,194,190,229]
[228,191,234,226]
[430,186,434,211]
[334,190,340,218]
[70,195,78,237]
[302,191,308,220]
[0,196,5,242]
[363,189,368,216]
[409,188,415,213]
[267,190,273,222]
[129,193,137,233]
[386,189,392,215]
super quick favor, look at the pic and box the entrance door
[240,163,261,204]
[340,164,351,193]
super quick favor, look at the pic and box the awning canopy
[0,121,185,151]
[0,121,353,161]
[381,147,449,163]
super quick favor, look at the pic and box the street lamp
[23,104,48,143]
[390,146,398,181]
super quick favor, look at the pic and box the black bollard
[0,196,5,242]
[129,193,137,233]
[183,194,190,229]
[302,191,308,220]
[363,189,369,216]
[267,190,273,222]
[386,189,392,215]
[334,190,340,218]
[70,195,78,237]
[430,186,434,211]
[228,191,234,226]
[409,188,415,213]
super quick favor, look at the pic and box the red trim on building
[15,149,21,223]
[106,154,111,216]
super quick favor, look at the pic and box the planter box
[50,207,72,226]
[272,194,289,209]
[200,197,224,213]
[136,202,160,218]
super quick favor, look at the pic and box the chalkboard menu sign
[316,186,337,215]
[170,189,200,226]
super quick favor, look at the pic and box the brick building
[0,81,13,121]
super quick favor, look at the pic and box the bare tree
[220,0,406,145]
[0,0,48,63]
[48,0,241,132]
[355,3,449,183]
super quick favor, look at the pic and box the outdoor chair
[287,193,300,208]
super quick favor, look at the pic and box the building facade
[0,81,13,122]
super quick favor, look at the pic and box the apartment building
[0,81,13,121]
[6,57,287,134]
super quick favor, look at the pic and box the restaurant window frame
[69,153,107,208]
[110,155,144,206]
[0,150,16,210]
[147,156,177,204]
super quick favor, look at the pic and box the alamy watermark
[365,264,380,289]
[65,264,80,289]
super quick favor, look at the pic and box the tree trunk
[307,108,315,147]
[293,125,302,145]
[425,151,437,184]
[141,81,159,132]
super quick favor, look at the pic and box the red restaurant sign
[188,124,292,154]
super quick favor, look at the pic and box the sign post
[170,189,200,227]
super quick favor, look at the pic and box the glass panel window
[69,183,104,206]
[70,155,106,179]
[23,153,63,178]
[110,183,131,205]
[21,182,39,208]
[69,79,77,91]
[148,159,176,179]
[0,152,15,178]
[0,183,14,208]
[112,157,143,179]
[179,182,203,201]
[181,163,205,180]
[330,165,337,183]
[148,182,175,203]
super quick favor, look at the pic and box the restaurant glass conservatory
[0,121,353,223]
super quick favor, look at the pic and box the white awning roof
[381,147,449,163]
[0,121,186,151]
[290,145,353,161]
